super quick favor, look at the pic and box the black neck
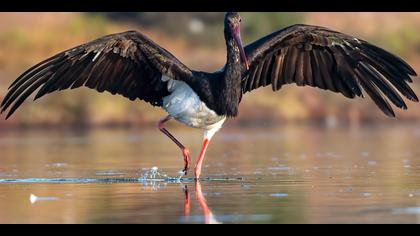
[217,29,244,117]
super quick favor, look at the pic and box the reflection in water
[1,124,420,223]
[29,194,59,204]
[183,181,221,224]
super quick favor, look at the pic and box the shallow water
[1,124,420,223]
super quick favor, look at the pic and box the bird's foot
[194,168,201,181]
[177,169,188,178]
[182,148,191,174]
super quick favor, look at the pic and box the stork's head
[224,12,249,70]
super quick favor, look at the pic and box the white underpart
[161,75,226,141]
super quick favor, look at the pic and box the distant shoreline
[1,119,419,132]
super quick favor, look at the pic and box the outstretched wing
[242,24,418,117]
[1,30,193,119]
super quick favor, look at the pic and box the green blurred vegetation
[241,13,303,41]
[376,24,420,56]
[102,12,304,48]
[0,12,419,129]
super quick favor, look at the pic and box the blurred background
[0,12,419,129]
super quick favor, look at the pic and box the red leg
[158,115,190,175]
[194,139,210,179]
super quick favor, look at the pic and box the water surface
[1,124,420,223]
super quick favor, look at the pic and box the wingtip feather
[4,111,12,120]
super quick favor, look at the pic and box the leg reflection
[195,180,212,224]
[183,185,191,217]
[182,181,221,224]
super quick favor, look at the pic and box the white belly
[161,75,226,130]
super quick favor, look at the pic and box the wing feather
[241,24,418,117]
[1,31,193,119]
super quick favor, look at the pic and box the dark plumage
[2,17,417,120]
[0,31,194,119]
[242,24,418,117]
[1,13,418,179]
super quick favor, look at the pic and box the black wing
[242,24,418,117]
[1,31,193,119]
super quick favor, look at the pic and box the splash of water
[138,167,189,183]
[139,167,168,180]
[0,166,244,184]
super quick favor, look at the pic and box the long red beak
[232,26,249,70]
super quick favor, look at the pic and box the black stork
[1,12,418,179]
